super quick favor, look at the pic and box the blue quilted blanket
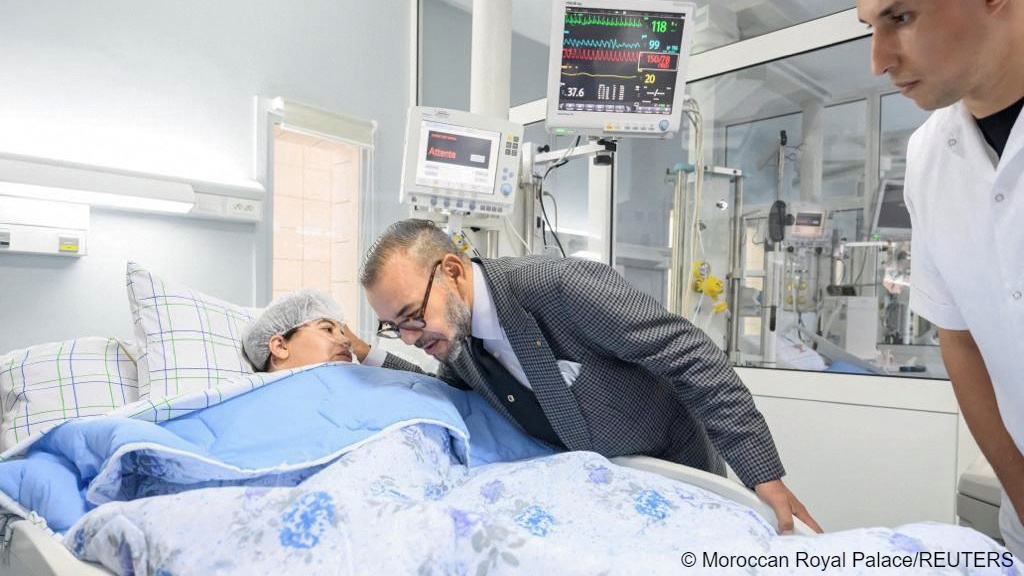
[0,364,553,532]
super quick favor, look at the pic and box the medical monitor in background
[401,107,524,217]
[789,208,828,240]
[871,180,912,240]
[546,0,696,139]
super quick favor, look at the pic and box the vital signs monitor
[546,0,697,139]
[872,180,912,240]
[401,107,524,217]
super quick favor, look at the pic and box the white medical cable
[536,136,581,257]
[503,215,531,255]
[820,302,843,340]
[681,97,706,320]
[700,302,715,333]
[543,191,560,234]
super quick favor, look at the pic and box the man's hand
[754,479,823,535]
[342,324,371,362]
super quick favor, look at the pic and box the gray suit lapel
[477,259,593,451]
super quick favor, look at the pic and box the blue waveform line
[563,37,642,50]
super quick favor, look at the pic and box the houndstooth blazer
[381,256,785,487]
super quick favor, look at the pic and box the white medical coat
[905,100,1024,454]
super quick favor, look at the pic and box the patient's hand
[343,325,371,362]
[754,479,823,535]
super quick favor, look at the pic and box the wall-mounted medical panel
[0,196,89,257]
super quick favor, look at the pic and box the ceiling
[426,1,925,132]
[435,0,854,48]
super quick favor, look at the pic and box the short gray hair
[359,219,467,287]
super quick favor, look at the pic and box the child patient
[242,289,353,372]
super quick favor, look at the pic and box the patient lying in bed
[0,291,1017,575]
[242,289,355,372]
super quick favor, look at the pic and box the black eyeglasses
[376,260,442,339]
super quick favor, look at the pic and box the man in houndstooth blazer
[348,219,820,533]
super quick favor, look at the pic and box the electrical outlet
[228,199,261,219]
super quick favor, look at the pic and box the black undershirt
[975,96,1024,158]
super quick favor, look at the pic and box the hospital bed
[0,455,811,576]
[957,455,1004,543]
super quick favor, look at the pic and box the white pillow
[0,337,139,450]
[126,262,259,400]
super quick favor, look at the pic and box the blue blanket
[0,364,554,532]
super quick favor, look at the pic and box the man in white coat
[857,0,1024,556]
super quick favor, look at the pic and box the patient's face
[268,318,353,372]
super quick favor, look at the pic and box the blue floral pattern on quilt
[65,424,1020,575]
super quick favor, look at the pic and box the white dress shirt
[363,262,580,389]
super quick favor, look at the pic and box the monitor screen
[874,180,912,232]
[557,6,686,116]
[790,208,827,239]
[546,1,695,138]
[414,120,500,196]
[795,212,823,228]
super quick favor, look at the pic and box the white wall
[0,210,255,352]
[0,0,413,353]
[738,367,979,531]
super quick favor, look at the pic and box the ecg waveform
[563,37,642,50]
[562,71,638,80]
[564,13,643,27]
[562,48,640,63]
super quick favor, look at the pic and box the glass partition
[416,4,943,379]
[689,1,854,53]
[880,92,931,182]
[613,37,944,379]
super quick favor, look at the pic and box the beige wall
[272,127,363,321]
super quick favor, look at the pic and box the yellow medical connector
[448,230,474,254]
[691,261,728,314]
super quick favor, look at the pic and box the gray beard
[443,288,473,362]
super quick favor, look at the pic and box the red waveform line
[562,48,640,63]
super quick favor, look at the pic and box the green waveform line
[562,72,637,79]
[564,13,643,27]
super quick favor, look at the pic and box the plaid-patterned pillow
[127,262,258,400]
[0,337,139,450]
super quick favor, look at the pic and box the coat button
[996,194,1005,203]
[506,394,516,403]
[535,341,543,347]
[948,138,957,147]
[1014,291,1023,300]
